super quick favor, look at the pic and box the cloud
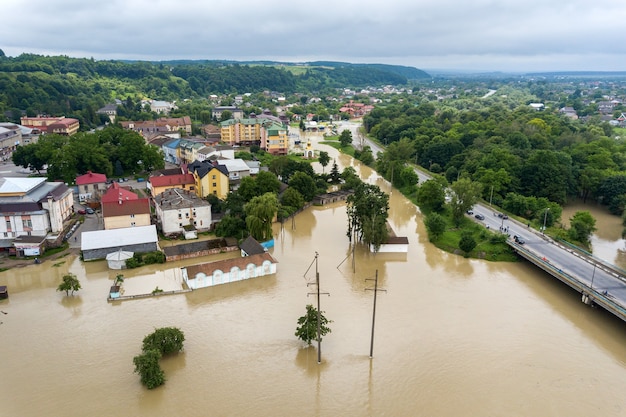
[3,0,626,71]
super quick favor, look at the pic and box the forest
[0,52,424,130]
[364,99,626,221]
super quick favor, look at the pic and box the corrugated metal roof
[81,225,158,251]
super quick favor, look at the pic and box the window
[179,223,183,227]
[178,213,182,219]
[131,222,136,226]
[185,213,189,218]
[212,175,216,179]
[22,219,32,228]
[5,220,11,230]
[130,214,135,218]
[212,182,217,187]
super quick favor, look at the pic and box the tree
[417,179,446,213]
[568,211,597,244]
[57,273,81,296]
[346,182,389,251]
[288,171,317,201]
[133,349,165,389]
[220,110,232,122]
[214,214,246,238]
[424,212,446,241]
[449,178,483,226]
[318,151,330,173]
[339,129,352,147]
[142,327,185,355]
[459,231,477,256]
[280,187,305,212]
[244,193,279,242]
[329,161,341,184]
[295,304,332,346]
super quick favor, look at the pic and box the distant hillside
[525,71,626,79]
[307,61,431,80]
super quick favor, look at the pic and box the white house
[0,177,73,238]
[153,188,212,236]
[181,252,278,290]
[81,225,159,261]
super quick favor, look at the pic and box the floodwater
[561,200,626,269]
[2,137,626,416]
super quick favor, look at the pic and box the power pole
[306,252,330,364]
[365,270,386,358]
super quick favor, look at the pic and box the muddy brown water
[2,137,626,416]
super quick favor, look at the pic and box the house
[149,100,177,114]
[0,177,74,239]
[163,139,181,164]
[96,104,118,122]
[529,103,545,111]
[187,160,229,199]
[212,106,244,120]
[153,188,212,236]
[147,173,196,197]
[217,159,251,190]
[239,236,266,257]
[75,171,107,202]
[81,225,159,261]
[559,107,578,120]
[0,124,24,162]
[181,252,278,290]
[101,182,138,203]
[102,198,151,230]
[20,116,80,136]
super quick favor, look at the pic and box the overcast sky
[3,0,625,73]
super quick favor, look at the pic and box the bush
[133,349,165,389]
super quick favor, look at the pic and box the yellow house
[101,199,151,230]
[187,160,229,199]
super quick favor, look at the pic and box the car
[513,235,525,244]
[497,213,509,219]
[85,208,95,214]
[474,213,485,220]
[77,209,86,215]
[466,209,474,215]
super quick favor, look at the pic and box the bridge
[472,204,626,322]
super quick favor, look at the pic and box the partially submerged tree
[57,273,81,296]
[133,349,165,389]
[295,304,332,346]
[142,327,185,355]
[346,182,390,252]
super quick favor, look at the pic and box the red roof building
[101,182,139,203]
[148,173,196,196]
[75,171,108,202]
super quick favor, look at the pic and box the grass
[319,140,356,157]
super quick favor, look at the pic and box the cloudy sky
[2,0,625,72]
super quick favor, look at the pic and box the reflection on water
[562,199,626,268]
[2,140,626,416]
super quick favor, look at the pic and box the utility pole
[306,252,330,364]
[365,270,386,358]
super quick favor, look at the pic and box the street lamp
[591,263,597,290]
[542,208,550,235]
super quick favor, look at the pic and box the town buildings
[20,116,80,136]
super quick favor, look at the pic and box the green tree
[56,273,81,296]
[318,151,330,173]
[133,349,165,389]
[424,212,447,241]
[568,211,597,244]
[417,179,447,213]
[288,171,317,201]
[449,178,483,226]
[339,129,352,147]
[255,170,281,195]
[346,182,389,251]
[142,327,185,355]
[329,161,341,184]
[214,214,246,238]
[295,304,333,346]
[244,192,279,241]
[459,231,477,256]
[280,187,305,211]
